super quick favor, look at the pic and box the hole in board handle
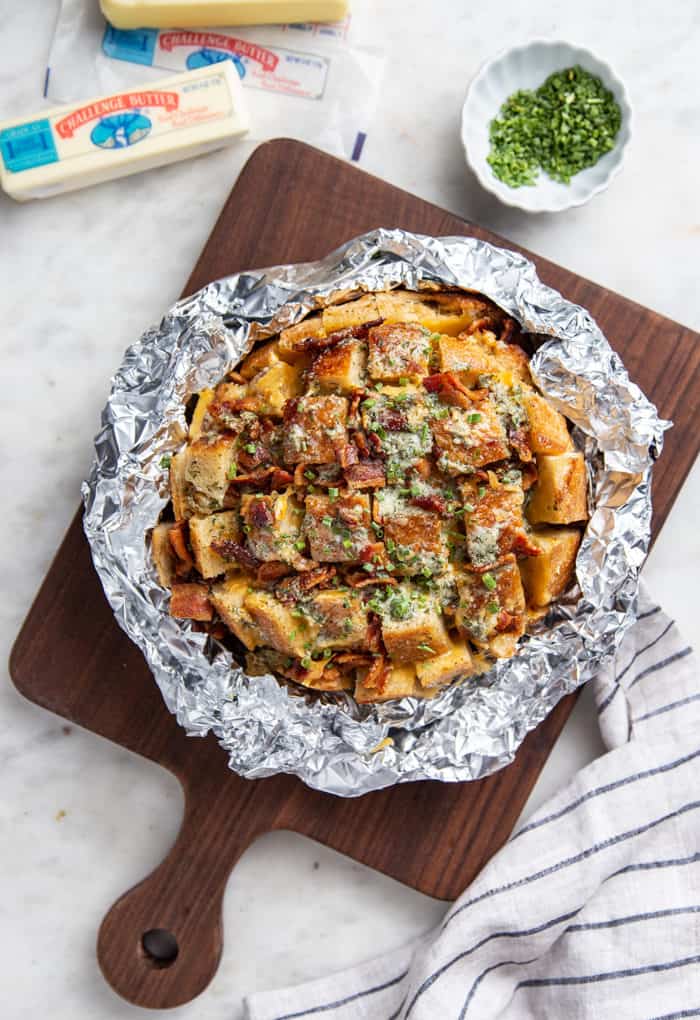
[141,928,179,968]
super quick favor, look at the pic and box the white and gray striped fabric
[246,585,699,1020]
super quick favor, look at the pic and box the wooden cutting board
[10,140,700,1010]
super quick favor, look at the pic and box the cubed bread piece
[461,477,532,566]
[382,505,449,577]
[239,339,281,380]
[519,526,581,607]
[170,582,213,621]
[380,587,451,664]
[151,522,177,588]
[322,294,380,332]
[247,362,303,418]
[278,313,325,363]
[189,388,215,440]
[214,381,248,404]
[282,394,349,464]
[240,490,305,565]
[415,639,474,689]
[522,390,573,454]
[312,338,367,392]
[354,663,418,703]
[376,289,499,336]
[455,557,526,654]
[189,510,241,578]
[436,335,499,385]
[170,449,191,521]
[467,331,532,384]
[244,590,317,658]
[527,452,588,525]
[308,589,368,650]
[210,576,262,650]
[367,322,432,381]
[303,492,372,562]
[185,435,237,510]
[360,386,431,477]
[431,398,510,475]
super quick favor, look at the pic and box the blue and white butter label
[0,69,234,175]
[103,26,330,100]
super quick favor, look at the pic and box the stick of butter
[101,0,349,29]
[0,62,248,202]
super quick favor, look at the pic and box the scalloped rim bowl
[461,40,632,213]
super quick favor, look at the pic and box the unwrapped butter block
[101,0,349,28]
[0,62,248,202]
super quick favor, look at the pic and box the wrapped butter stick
[101,0,349,28]
[0,62,248,202]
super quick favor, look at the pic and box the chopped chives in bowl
[487,65,622,188]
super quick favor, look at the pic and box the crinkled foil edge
[82,229,669,797]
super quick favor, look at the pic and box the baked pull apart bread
[153,288,589,703]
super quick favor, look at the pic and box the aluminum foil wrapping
[82,229,669,797]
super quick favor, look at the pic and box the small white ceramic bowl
[461,40,632,213]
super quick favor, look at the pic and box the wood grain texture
[9,140,700,1010]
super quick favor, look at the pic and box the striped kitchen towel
[246,584,699,1020]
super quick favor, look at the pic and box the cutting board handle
[97,781,262,1009]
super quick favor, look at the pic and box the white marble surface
[1,1,699,1017]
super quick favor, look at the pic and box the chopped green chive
[482,572,497,591]
[467,412,482,425]
[244,443,256,454]
[227,463,238,479]
[487,601,500,614]
[328,487,339,501]
[160,455,171,469]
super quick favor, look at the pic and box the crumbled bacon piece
[168,521,194,574]
[511,531,542,558]
[333,652,374,670]
[362,655,391,693]
[283,397,301,422]
[357,542,383,564]
[295,319,383,353]
[270,467,294,490]
[275,565,337,602]
[462,315,494,336]
[348,389,363,422]
[344,460,386,490]
[225,467,276,489]
[496,610,520,633]
[367,431,383,455]
[256,561,294,584]
[509,427,533,463]
[521,461,538,491]
[354,430,370,459]
[379,408,408,431]
[211,540,259,572]
[422,372,474,409]
[464,554,513,575]
[210,396,261,422]
[366,614,385,654]
[249,499,274,529]
[238,444,269,471]
[346,572,397,588]
[410,493,447,514]
[170,583,213,622]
